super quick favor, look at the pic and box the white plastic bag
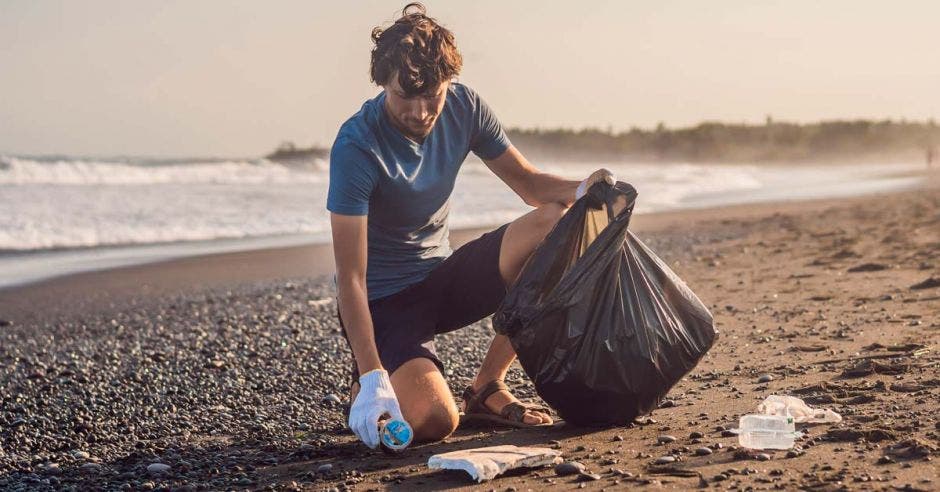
[757,395,841,423]
[427,445,562,482]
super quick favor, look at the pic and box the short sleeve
[326,141,380,215]
[469,90,512,160]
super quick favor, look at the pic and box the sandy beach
[1,174,938,491]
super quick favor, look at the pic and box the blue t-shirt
[327,82,511,300]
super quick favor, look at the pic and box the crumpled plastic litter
[757,395,842,423]
[427,445,562,482]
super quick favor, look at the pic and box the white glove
[575,168,616,200]
[348,369,404,449]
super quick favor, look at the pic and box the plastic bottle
[378,416,413,453]
[737,414,800,450]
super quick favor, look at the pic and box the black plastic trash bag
[493,182,717,426]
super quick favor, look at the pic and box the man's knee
[391,358,459,442]
[411,401,459,442]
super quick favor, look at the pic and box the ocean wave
[0,159,922,252]
[0,155,327,185]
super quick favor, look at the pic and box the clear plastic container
[737,414,799,450]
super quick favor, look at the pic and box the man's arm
[330,212,382,375]
[483,146,613,207]
[331,212,404,451]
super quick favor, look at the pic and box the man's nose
[409,101,430,121]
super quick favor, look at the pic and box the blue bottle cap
[380,419,413,451]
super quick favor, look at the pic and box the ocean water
[0,154,925,287]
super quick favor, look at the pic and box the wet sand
[1,174,938,490]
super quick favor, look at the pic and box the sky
[1,0,939,158]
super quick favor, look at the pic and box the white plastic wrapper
[427,445,562,482]
[757,395,842,423]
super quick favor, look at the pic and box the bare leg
[467,202,567,425]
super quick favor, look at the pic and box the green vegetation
[506,119,940,162]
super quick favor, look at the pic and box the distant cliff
[265,142,328,162]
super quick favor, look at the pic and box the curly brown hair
[370,3,462,97]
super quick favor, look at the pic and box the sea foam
[0,155,923,252]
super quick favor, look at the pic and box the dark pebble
[147,463,170,474]
[757,374,774,383]
[555,461,585,476]
[322,394,342,405]
[694,447,713,456]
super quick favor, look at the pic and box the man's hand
[575,168,616,200]
[348,369,404,449]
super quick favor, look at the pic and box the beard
[398,117,435,140]
[384,104,436,141]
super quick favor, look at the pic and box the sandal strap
[501,401,550,422]
[463,380,510,415]
[463,381,551,423]
[501,402,528,422]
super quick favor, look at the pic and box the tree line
[505,119,940,162]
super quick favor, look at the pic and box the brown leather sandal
[460,380,553,428]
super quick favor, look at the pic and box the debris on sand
[841,359,909,378]
[825,428,897,443]
[757,395,841,423]
[791,344,829,352]
[847,263,889,272]
[885,438,938,459]
[862,342,928,352]
[889,382,927,393]
[910,276,940,290]
[427,445,562,482]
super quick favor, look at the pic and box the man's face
[383,73,449,141]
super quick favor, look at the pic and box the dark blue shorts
[338,223,510,382]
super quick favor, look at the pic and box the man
[328,3,614,448]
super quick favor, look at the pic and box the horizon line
[2,116,937,160]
